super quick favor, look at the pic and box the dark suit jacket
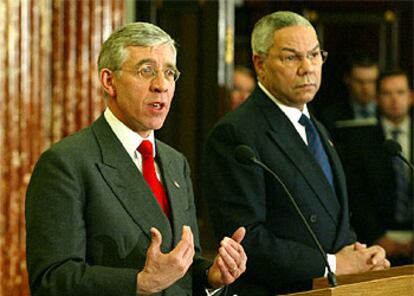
[26,115,211,296]
[334,115,414,246]
[203,87,356,295]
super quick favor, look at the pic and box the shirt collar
[258,81,310,125]
[381,116,410,138]
[104,108,156,158]
[352,100,376,115]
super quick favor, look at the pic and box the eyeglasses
[118,64,181,82]
[276,49,328,68]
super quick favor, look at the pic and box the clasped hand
[336,242,391,275]
[137,226,247,295]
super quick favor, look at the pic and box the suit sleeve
[202,122,326,289]
[26,149,138,296]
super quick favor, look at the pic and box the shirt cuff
[206,287,223,296]
[204,268,222,295]
[325,253,337,276]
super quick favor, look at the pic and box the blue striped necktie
[299,114,334,188]
[391,129,413,223]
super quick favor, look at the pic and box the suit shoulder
[156,140,186,161]
[214,98,261,131]
[48,126,96,153]
[37,126,99,167]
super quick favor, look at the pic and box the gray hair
[98,22,176,72]
[251,11,313,56]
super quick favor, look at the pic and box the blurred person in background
[336,69,413,266]
[229,65,256,110]
[317,53,380,132]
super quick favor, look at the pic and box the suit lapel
[314,119,347,205]
[91,116,173,251]
[313,118,354,248]
[156,142,190,247]
[254,92,341,223]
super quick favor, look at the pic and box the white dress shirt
[381,117,411,161]
[104,108,164,179]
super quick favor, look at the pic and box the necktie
[299,114,334,188]
[138,140,171,219]
[391,129,412,223]
[359,108,370,119]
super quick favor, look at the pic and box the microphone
[383,139,414,171]
[234,145,338,287]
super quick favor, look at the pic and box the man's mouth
[296,83,315,88]
[149,102,165,110]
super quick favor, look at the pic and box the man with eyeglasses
[26,22,247,296]
[203,11,389,295]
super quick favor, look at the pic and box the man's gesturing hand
[137,226,195,295]
[207,227,247,289]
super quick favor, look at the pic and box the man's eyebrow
[132,59,156,68]
[131,59,177,70]
[280,44,320,53]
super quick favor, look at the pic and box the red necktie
[138,140,171,219]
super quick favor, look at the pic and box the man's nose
[298,56,315,74]
[150,73,169,92]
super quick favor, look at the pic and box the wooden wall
[0,1,124,295]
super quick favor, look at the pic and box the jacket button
[310,214,317,223]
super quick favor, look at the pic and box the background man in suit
[26,22,247,296]
[203,11,389,295]
[336,69,413,266]
[317,53,380,132]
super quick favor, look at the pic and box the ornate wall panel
[0,1,124,295]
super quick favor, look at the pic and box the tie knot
[138,140,154,158]
[298,114,312,128]
[391,129,401,141]
[360,108,370,118]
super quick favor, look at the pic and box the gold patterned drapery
[0,1,124,295]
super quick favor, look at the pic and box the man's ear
[252,54,264,80]
[101,69,117,97]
